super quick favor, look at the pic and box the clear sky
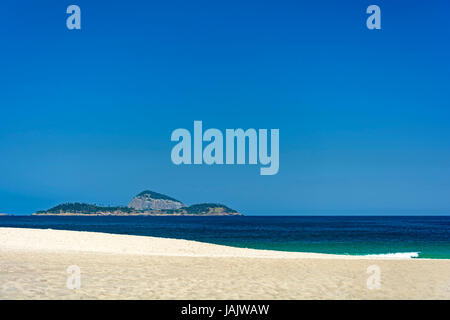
[1,1,449,215]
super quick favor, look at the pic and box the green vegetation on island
[183,203,238,214]
[35,203,134,215]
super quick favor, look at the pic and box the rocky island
[33,190,241,216]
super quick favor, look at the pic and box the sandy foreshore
[0,227,449,299]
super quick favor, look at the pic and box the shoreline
[0,227,362,259]
[0,227,431,260]
[0,227,442,260]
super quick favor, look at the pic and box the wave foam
[364,252,420,259]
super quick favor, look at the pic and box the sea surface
[1,215,449,259]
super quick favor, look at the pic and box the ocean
[1,215,449,259]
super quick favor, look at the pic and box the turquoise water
[1,215,449,259]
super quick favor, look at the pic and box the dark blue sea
[1,215,449,259]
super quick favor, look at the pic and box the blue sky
[0,1,449,215]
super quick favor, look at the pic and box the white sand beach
[0,227,449,299]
